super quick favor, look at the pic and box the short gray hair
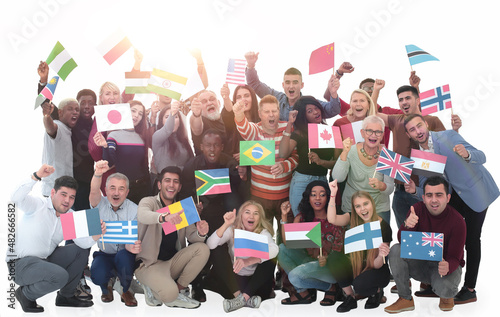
[362,115,385,130]
[106,172,130,189]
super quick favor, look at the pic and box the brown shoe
[101,286,114,303]
[439,298,454,311]
[384,297,415,314]
[121,290,138,307]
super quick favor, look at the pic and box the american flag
[419,84,452,116]
[98,220,138,244]
[225,58,246,86]
[376,148,414,184]
[401,231,444,261]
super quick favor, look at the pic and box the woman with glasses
[331,115,394,224]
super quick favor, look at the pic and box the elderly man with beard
[88,160,141,307]
[9,165,103,313]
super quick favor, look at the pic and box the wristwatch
[280,219,287,225]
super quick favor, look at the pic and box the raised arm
[327,180,350,226]
[189,98,203,136]
[41,101,58,138]
[279,110,297,158]
[89,160,110,208]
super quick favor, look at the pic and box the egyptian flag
[60,208,101,240]
[284,222,321,249]
[410,149,447,177]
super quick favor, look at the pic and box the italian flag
[46,41,77,81]
[284,222,322,249]
[147,68,188,100]
[97,29,132,65]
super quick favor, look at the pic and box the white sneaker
[141,284,162,307]
[246,295,262,308]
[130,278,144,294]
[165,293,200,309]
[180,287,190,298]
[223,294,246,313]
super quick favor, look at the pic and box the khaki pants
[135,243,209,303]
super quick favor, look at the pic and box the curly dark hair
[297,180,331,222]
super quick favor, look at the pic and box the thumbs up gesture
[404,206,419,229]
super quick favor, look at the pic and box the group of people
[8,49,498,314]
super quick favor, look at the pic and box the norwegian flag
[225,58,246,86]
[376,148,415,184]
[422,232,444,248]
[419,84,452,116]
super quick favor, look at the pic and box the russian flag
[340,120,364,144]
[157,197,201,235]
[60,208,102,240]
[234,229,269,260]
[97,29,133,65]
[410,149,447,177]
[308,124,343,149]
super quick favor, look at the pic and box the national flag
[234,229,269,260]
[182,70,206,100]
[284,222,321,249]
[60,208,101,240]
[98,221,138,244]
[405,44,439,66]
[94,103,134,132]
[96,29,133,65]
[309,42,335,75]
[35,76,59,109]
[419,84,452,115]
[225,58,246,86]
[239,140,275,166]
[195,168,231,196]
[125,71,151,94]
[376,148,415,184]
[147,68,188,100]
[344,221,383,254]
[46,41,77,81]
[308,124,343,149]
[410,149,447,178]
[401,231,444,261]
[340,121,364,144]
[157,197,200,235]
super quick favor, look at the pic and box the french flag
[234,229,269,260]
[419,84,452,116]
[60,208,102,240]
[340,120,364,144]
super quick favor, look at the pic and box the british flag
[419,84,452,116]
[376,148,415,184]
[225,58,246,86]
[422,232,444,248]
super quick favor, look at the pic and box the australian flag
[401,231,444,261]
[376,148,415,184]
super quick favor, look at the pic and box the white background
[1,0,499,316]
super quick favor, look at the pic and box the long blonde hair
[347,89,377,118]
[233,200,274,236]
[349,191,381,278]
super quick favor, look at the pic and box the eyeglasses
[363,129,383,136]
[361,86,374,92]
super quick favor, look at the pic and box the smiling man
[385,176,466,313]
[9,165,101,313]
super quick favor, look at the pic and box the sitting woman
[327,186,392,312]
[331,115,394,224]
[206,200,278,313]
[278,180,346,306]
[94,100,152,204]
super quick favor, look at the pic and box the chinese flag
[309,42,335,75]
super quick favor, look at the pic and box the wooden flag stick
[101,234,105,251]
[308,148,311,164]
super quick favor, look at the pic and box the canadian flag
[308,124,343,149]
[94,104,134,132]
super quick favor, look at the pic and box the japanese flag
[94,104,134,132]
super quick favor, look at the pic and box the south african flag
[195,168,231,196]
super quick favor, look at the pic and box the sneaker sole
[384,306,415,314]
[454,297,477,305]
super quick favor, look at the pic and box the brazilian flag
[239,140,275,166]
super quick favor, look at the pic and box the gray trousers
[13,244,89,301]
[388,244,462,300]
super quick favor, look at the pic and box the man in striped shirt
[233,95,298,231]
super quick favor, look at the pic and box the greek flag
[99,221,138,244]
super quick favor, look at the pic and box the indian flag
[46,41,77,81]
[284,222,321,249]
[410,149,447,178]
[147,68,188,100]
[125,71,151,94]
[60,208,101,240]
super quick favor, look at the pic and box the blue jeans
[278,244,336,293]
[392,187,420,228]
[289,172,327,217]
[91,249,136,293]
[388,244,462,299]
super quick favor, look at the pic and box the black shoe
[365,290,383,309]
[15,287,44,313]
[274,270,283,291]
[55,292,94,307]
[454,286,477,304]
[191,286,206,303]
[414,287,438,297]
[337,295,357,313]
